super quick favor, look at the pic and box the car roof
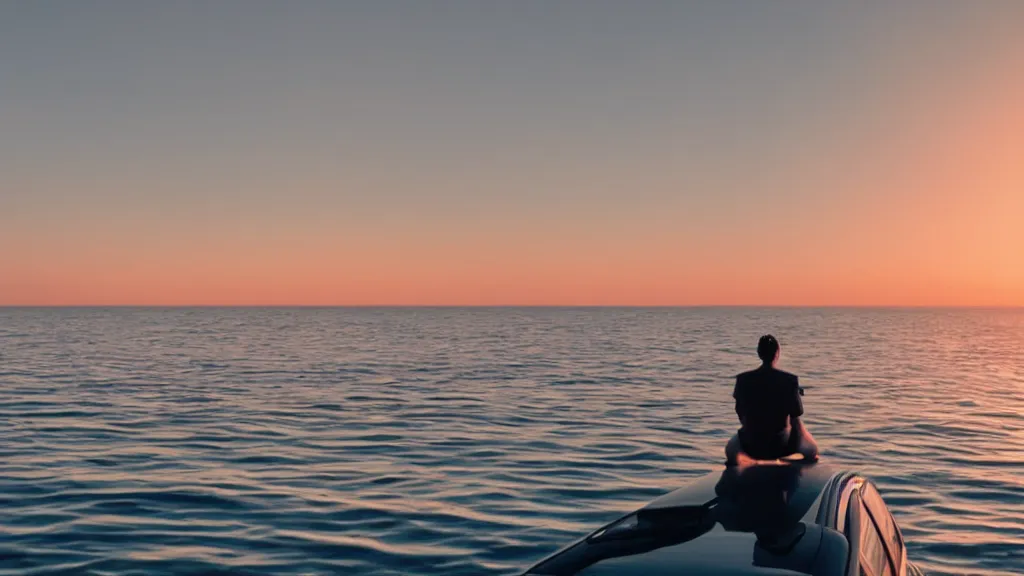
[526,462,848,576]
[576,529,808,576]
[644,461,839,520]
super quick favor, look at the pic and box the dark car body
[523,462,923,576]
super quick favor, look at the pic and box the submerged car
[522,462,923,576]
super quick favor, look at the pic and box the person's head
[757,334,780,366]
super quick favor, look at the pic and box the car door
[843,488,895,576]
[860,482,905,575]
[858,497,896,576]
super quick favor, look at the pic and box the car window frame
[844,490,864,576]
[856,496,896,576]
[861,482,905,572]
[836,477,864,533]
[843,487,898,576]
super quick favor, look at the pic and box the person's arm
[733,378,747,426]
[789,376,804,420]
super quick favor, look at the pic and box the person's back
[734,365,802,459]
[726,335,818,464]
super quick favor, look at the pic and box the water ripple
[0,307,1021,575]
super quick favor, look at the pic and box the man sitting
[726,335,819,465]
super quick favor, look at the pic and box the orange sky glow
[1,4,1021,306]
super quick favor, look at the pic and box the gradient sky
[1,2,1022,306]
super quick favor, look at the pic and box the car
[521,461,924,576]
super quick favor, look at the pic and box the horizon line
[1,304,1021,310]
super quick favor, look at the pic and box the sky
[1,1,1022,306]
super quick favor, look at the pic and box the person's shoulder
[736,369,759,381]
[772,368,799,383]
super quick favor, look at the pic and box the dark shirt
[733,366,803,458]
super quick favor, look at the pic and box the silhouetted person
[725,335,818,465]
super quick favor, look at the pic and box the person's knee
[725,433,741,459]
[799,435,819,457]
[725,434,737,452]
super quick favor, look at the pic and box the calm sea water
[0,308,1021,576]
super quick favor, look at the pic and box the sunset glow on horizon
[2,2,1022,307]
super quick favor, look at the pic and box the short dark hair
[757,334,779,362]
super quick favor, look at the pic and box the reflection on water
[0,308,1021,575]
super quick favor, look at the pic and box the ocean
[0,307,1020,575]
